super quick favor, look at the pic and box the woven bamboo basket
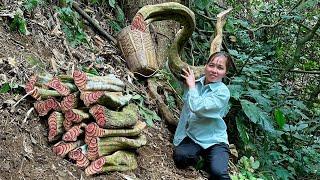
[117,26,158,76]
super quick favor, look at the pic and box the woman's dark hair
[206,51,233,72]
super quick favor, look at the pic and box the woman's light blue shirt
[173,76,230,149]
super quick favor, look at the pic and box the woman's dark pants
[173,137,230,180]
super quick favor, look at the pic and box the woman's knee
[173,148,188,167]
[173,147,199,168]
[209,165,229,179]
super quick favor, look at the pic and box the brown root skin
[147,79,178,126]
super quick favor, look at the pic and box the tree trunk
[123,0,183,68]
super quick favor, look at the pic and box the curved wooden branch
[72,1,117,44]
[132,2,203,79]
[210,7,233,55]
[147,79,178,126]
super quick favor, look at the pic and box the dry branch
[71,1,117,44]
[210,7,233,55]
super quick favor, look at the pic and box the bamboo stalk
[87,134,147,160]
[48,111,65,142]
[62,123,86,142]
[73,70,125,91]
[89,104,138,129]
[52,140,82,158]
[85,151,137,176]
[68,144,90,169]
[84,121,146,144]
[34,98,60,116]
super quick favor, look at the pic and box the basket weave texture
[117,26,158,76]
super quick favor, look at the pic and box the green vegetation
[9,10,29,35]
[57,5,89,47]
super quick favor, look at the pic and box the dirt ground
[0,3,207,180]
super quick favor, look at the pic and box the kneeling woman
[173,52,232,180]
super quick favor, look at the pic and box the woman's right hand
[181,66,195,89]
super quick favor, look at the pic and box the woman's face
[204,55,227,84]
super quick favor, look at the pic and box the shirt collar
[196,76,223,90]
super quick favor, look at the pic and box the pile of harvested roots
[25,70,147,176]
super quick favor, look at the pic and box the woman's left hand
[181,66,195,89]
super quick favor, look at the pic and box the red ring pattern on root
[61,93,77,112]
[63,118,73,131]
[69,148,90,169]
[85,156,106,176]
[90,105,107,128]
[73,70,87,90]
[131,13,146,32]
[62,125,83,142]
[85,123,105,144]
[48,112,58,141]
[34,98,60,116]
[47,77,70,96]
[25,75,41,100]
[81,91,104,107]
[87,138,99,161]
[52,141,77,157]
[65,110,82,123]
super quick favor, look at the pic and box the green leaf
[107,20,122,33]
[240,100,275,132]
[132,94,142,100]
[236,116,250,144]
[274,166,292,180]
[139,106,161,127]
[251,160,260,170]
[246,89,272,110]
[116,5,125,23]
[274,108,285,129]
[0,83,10,93]
[194,0,210,10]
[108,0,115,8]
[228,85,244,100]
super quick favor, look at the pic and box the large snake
[131,2,204,79]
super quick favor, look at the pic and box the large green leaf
[228,85,244,100]
[240,100,275,132]
[274,108,286,129]
[246,89,272,112]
